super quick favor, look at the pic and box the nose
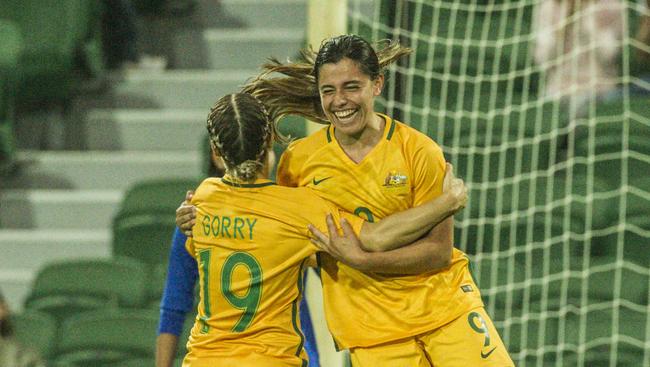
[333,90,347,107]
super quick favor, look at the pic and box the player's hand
[443,163,468,212]
[308,214,369,269]
[176,190,197,237]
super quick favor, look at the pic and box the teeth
[334,109,356,119]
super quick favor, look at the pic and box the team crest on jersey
[383,171,408,188]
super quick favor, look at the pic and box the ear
[372,74,384,96]
[209,140,220,157]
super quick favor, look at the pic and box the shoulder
[385,115,443,156]
[191,177,221,203]
[278,125,332,185]
[262,185,335,223]
[284,125,331,156]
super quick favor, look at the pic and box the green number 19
[221,252,263,332]
[198,250,263,333]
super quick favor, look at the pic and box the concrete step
[204,28,304,70]
[217,0,307,29]
[0,270,34,313]
[0,229,112,270]
[179,26,304,89]
[0,190,123,229]
[0,229,111,311]
[109,70,254,109]
[84,109,207,151]
[4,151,201,190]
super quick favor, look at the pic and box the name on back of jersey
[200,214,257,240]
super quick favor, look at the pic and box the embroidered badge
[383,171,408,188]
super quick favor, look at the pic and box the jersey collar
[326,113,395,143]
[221,175,276,188]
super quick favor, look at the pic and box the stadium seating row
[18,253,645,366]
[0,19,21,174]
[12,307,191,366]
[0,1,104,105]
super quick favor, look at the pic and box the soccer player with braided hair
[216,35,512,366]
[177,91,469,366]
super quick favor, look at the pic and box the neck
[334,113,385,162]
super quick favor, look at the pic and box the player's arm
[156,333,179,367]
[311,214,453,275]
[156,228,198,367]
[310,164,462,274]
[311,141,456,274]
[354,163,465,252]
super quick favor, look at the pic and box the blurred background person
[534,0,625,113]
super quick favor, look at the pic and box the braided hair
[206,93,275,182]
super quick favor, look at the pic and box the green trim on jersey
[221,179,276,188]
[385,117,396,140]
[292,259,308,366]
[464,254,478,287]
[326,126,332,143]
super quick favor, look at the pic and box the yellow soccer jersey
[182,176,363,367]
[277,113,484,349]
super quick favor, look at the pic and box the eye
[345,85,360,91]
[321,88,334,95]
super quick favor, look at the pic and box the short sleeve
[411,137,446,206]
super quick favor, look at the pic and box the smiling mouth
[333,109,357,120]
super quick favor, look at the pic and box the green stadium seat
[132,0,167,15]
[24,257,149,323]
[116,178,202,220]
[147,262,168,309]
[0,19,22,174]
[11,310,57,359]
[177,316,195,358]
[0,0,104,105]
[113,215,177,266]
[54,309,159,367]
[117,357,156,367]
[112,178,203,268]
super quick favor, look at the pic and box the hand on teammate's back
[442,163,468,213]
[176,190,197,236]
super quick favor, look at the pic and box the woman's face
[317,57,383,138]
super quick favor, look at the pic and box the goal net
[347,1,650,365]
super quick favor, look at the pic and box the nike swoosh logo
[481,347,497,359]
[312,177,332,185]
